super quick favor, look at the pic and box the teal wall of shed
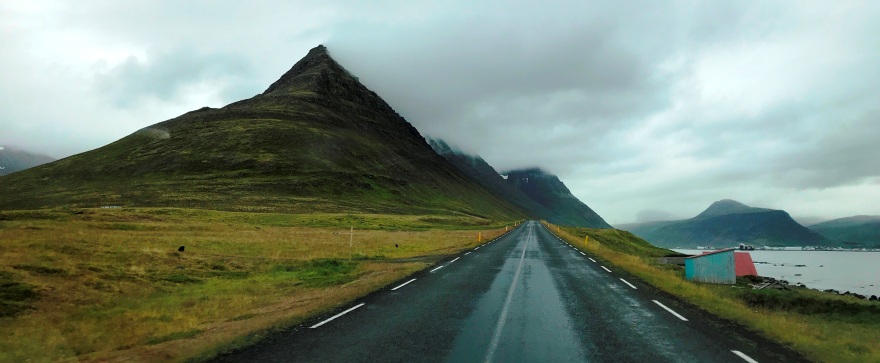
[684,250,735,284]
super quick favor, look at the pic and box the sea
[673,249,880,297]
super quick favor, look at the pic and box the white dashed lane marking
[310,303,366,328]
[731,350,759,363]
[653,300,688,321]
[600,266,612,273]
[391,279,416,291]
[619,278,637,289]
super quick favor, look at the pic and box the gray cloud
[2,1,880,224]
[773,110,880,189]
[93,48,256,107]
[636,209,677,223]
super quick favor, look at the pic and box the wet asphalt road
[214,221,808,363]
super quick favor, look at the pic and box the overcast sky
[2,1,879,225]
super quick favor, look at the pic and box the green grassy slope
[0,46,525,220]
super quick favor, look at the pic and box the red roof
[734,252,758,276]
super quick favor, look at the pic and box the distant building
[685,248,735,284]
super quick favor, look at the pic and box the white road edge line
[619,278,637,289]
[653,300,688,321]
[731,350,759,363]
[579,252,585,256]
[589,258,596,262]
[601,266,612,272]
[449,257,460,263]
[430,265,443,273]
[474,247,480,250]
[391,278,416,291]
[465,252,471,255]
[310,303,365,328]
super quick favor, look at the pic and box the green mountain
[503,168,611,228]
[0,45,525,219]
[428,139,608,227]
[809,216,880,248]
[618,199,829,248]
[0,147,55,176]
[692,199,772,219]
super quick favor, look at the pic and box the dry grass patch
[0,208,510,362]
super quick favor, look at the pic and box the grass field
[0,208,513,362]
[544,221,879,363]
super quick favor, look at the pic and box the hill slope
[619,200,829,248]
[809,216,880,248]
[0,45,525,219]
[0,147,55,176]
[503,168,611,228]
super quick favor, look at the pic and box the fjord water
[675,249,880,296]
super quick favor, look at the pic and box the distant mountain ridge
[0,147,55,176]
[426,138,557,220]
[618,200,829,248]
[0,45,525,219]
[808,216,880,248]
[428,139,610,228]
[693,199,771,219]
[504,168,611,228]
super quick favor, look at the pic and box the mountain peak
[262,44,347,95]
[694,199,771,219]
[253,44,404,122]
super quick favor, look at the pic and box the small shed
[685,248,735,284]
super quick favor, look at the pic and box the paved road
[214,221,808,362]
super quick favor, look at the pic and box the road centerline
[484,224,533,363]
